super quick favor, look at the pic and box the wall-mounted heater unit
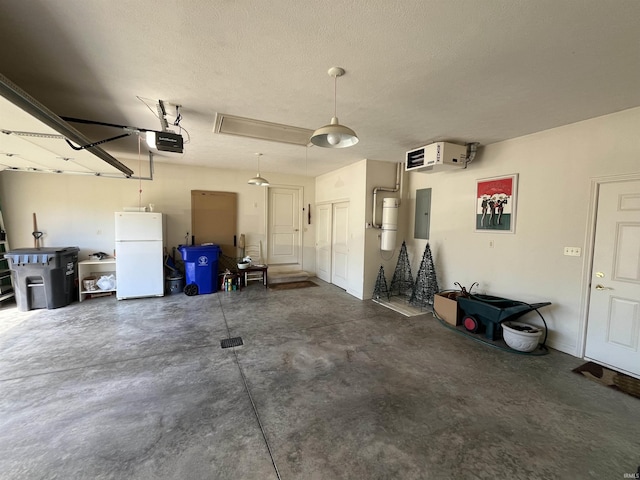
[405,142,467,172]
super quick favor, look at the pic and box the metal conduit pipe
[372,162,402,229]
[127,150,155,181]
[464,142,480,168]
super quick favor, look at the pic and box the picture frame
[475,174,518,233]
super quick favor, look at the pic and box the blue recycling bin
[178,244,221,294]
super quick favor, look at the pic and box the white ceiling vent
[213,113,313,147]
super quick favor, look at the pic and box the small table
[243,265,268,288]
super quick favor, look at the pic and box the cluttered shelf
[78,258,116,302]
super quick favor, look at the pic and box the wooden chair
[244,241,268,287]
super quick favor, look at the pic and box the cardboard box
[434,292,463,326]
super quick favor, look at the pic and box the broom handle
[33,212,38,248]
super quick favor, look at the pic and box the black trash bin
[6,247,79,311]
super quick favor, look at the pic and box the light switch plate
[564,246,581,257]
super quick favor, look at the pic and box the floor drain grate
[221,337,243,349]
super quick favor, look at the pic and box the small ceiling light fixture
[145,130,157,150]
[247,153,270,186]
[310,67,359,148]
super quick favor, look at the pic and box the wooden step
[268,270,311,285]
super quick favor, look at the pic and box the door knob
[595,284,612,290]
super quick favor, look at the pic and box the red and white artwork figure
[476,175,518,232]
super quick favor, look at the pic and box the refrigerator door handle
[234,235,237,247]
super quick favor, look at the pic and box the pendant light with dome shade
[247,153,270,186]
[310,67,359,148]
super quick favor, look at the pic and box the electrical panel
[405,142,467,172]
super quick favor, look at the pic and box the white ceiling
[1,0,639,178]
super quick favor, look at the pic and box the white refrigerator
[115,212,164,300]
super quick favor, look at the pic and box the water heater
[381,197,400,251]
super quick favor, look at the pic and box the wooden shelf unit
[78,258,116,302]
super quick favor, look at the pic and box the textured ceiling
[1,0,639,177]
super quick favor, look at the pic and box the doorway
[331,202,350,290]
[315,201,350,290]
[584,177,640,379]
[191,190,238,257]
[267,186,302,267]
[315,203,332,282]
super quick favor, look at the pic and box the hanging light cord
[333,74,338,118]
[138,135,143,208]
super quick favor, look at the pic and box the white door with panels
[331,202,349,290]
[316,203,332,282]
[268,187,302,265]
[585,179,640,379]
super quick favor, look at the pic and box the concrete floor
[0,279,638,479]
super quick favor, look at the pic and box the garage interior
[2,282,639,479]
[1,1,640,479]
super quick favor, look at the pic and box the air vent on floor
[221,336,244,349]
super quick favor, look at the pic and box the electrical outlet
[564,247,581,257]
[489,240,494,248]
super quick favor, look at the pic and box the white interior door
[331,202,349,290]
[585,179,640,378]
[268,187,301,265]
[316,203,332,282]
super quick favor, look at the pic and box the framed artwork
[475,174,518,233]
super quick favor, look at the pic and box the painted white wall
[0,162,316,272]
[3,106,639,359]
[363,160,407,300]
[315,159,410,300]
[315,160,367,298]
[403,106,640,355]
